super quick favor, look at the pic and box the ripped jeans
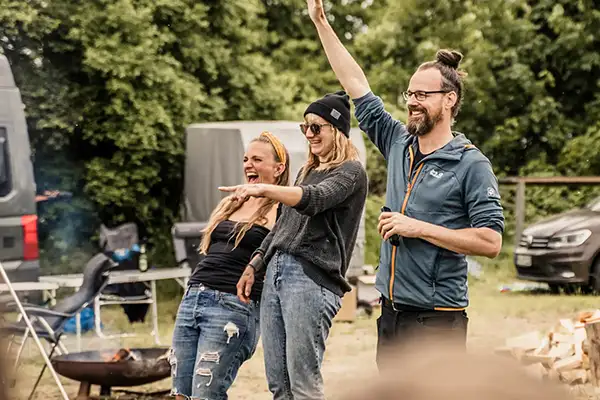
[170,283,260,400]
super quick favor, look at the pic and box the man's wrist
[415,220,431,239]
[313,13,329,27]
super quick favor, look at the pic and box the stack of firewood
[495,310,600,386]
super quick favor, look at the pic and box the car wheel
[548,284,561,294]
[581,284,594,295]
[563,284,577,295]
[590,258,600,295]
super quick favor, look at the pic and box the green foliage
[363,133,387,196]
[1,0,599,276]
[365,194,385,266]
[0,0,379,274]
[260,0,383,117]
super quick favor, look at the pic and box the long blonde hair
[199,132,290,254]
[298,127,360,183]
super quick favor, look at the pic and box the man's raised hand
[307,0,326,23]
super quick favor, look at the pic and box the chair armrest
[1,300,50,311]
[21,307,72,318]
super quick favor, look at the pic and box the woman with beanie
[220,91,368,400]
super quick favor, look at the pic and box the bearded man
[307,0,505,366]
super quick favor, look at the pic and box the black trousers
[376,297,468,369]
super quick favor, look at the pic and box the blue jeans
[261,251,342,400]
[170,283,260,399]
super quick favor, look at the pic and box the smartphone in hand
[380,206,401,246]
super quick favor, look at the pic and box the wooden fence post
[514,179,526,248]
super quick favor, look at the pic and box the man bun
[436,49,463,69]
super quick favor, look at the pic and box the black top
[189,220,269,301]
[413,142,432,166]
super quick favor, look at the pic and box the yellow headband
[260,131,287,166]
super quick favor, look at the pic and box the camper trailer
[0,55,39,283]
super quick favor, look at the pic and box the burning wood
[109,348,140,362]
[495,309,600,387]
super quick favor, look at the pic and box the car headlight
[548,229,592,249]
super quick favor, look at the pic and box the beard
[407,106,443,137]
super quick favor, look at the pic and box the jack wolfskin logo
[330,109,341,119]
[430,169,443,179]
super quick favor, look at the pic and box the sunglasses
[299,123,333,136]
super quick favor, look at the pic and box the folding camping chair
[94,223,152,339]
[0,253,116,400]
[171,222,207,270]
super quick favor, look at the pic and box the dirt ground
[8,270,600,400]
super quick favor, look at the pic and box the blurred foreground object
[341,344,573,400]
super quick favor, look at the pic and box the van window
[0,127,11,197]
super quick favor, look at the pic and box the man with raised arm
[307,0,505,366]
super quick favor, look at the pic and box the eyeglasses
[402,90,450,102]
[299,123,333,136]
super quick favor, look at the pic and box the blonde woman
[170,132,289,400]
[222,91,368,400]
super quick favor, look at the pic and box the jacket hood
[409,132,474,161]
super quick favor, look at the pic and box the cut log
[585,319,600,387]
[547,342,574,359]
[559,318,576,333]
[580,310,600,324]
[552,355,582,373]
[550,332,575,345]
[533,336,551,356]
[559,369,588,385]
[574,325,587,358]
[506,331,543,351]
[521,353,556,367]
[510,348,527,362]
[583,353,590,370]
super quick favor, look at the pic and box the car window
[586,196,600,212]
[0,127,11,197]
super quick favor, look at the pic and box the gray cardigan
[253,160,368,296]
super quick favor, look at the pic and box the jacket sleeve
[352,92,408,159]
[294,162,367,217]
[462,160,505,234]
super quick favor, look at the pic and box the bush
[365,194,385,267]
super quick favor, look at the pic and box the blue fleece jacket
[354,92,505,310]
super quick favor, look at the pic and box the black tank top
[188,220,269,301]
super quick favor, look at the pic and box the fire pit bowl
[51,347,171,399]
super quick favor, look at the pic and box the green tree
[0,0,300,266]
[260,0,384,118]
